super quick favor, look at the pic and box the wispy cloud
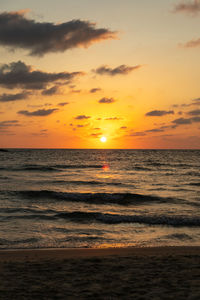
[57,102,69,107]
[0,61,83,90]
[104,117,122,120]
[0,91,30,102]
[172,116,200,125]
[93,64,141,76]
[74,115,91,120]
[182,38,200,48]
[0,11,117,56]
[173,0,200,15]
[98,97,116,104]
[41,86,60,96]
[18,108,58,116]
[0,120,20,128]
[145,110,174,117]
[89,88,102,93]
[187,109,200,115]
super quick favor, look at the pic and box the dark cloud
[192,116,200,122]
[172,117,192,125]
[93,64,141,76]
[129,132,146,137]
[98,97,116,104]
[0,61,83,90]
[90,88,102,93]
[146,110,174,117]
[173,1,200,15]
[0,120,20,128]
[0,11,117,56]
[187,109,200,116]
[0,91,30,102]
[171,116,200,125]
[76,124,89,128]
[146,128,165,133]
[58,102,69,107]
[105,117,122,120]
[90,133,102,138]
[31,128,48,136]
[41,86,59,96]
[74,115,91,120]
[192,98,200,105]
[172,98,200,108]
[182,38,200,48]
[18,108,58,116]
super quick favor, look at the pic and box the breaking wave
[12,190,182,206]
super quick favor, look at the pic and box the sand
[0,246,200,299]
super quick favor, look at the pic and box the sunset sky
[0,0,200,149]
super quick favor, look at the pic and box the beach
[0,246,200,299]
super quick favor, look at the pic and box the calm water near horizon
[0,149,200,249]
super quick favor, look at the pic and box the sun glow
[100,136,107,143]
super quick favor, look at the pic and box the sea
[0,149,199,249]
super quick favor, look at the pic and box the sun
[100,136,107,143]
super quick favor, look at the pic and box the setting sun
[100,136,107,143]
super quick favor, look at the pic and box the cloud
[129,132,147,137]
[70,89,81,93]
[41,86,59,96]
[74,115,91,120]
[76,124,89,128]
[173,0,200,15]
[93,64,141,76]
[0,91,30,102]
[172,117,192,125]
[0,61,83,90]
[172,116,200,125]
[0,120,20,128]
[0,11,117,56]
[172,98,200,108]
[146,128,165,133]
[105,117,122,120]
[18,108,58,116]
[98,97,116,104]
[90,88,102,93]
[192,116,200,122]
[58,102,69,107]
[182,38,200,48]
[187,109,200,115]
[145,110,174,117]
[90,133,102,138]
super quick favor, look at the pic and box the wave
[188,182,200,186]
[41,179,132,188]
[12,190,182,206]
[1,164,104,172]
[2,208,199,227]
[56,211,200,227]
[0,237,38,246]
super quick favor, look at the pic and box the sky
[0,0,200,149]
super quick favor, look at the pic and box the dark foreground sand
[0,247,200,299]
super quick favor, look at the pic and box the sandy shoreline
[0,246,200,299]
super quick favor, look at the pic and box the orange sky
[0,0,200,148]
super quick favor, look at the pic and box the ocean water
[0,149,199,249]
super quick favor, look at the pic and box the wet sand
[0,247,200,299]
